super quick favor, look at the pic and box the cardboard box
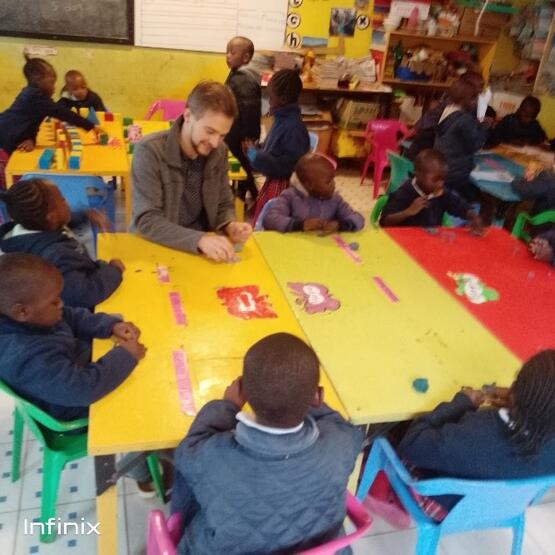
[334,99,381,130]
[458,8,511,40]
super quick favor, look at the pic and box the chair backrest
[386,151,414,194]
[360,438,555,536]
[254,198,278,231]
[365,120,409,155]
[0,379,89,447]
[370,194,389,228]
[146,492,371,555]
[309,131,319,153]
[144,99,186,121]
[512,209,555,243]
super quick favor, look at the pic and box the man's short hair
[187,81,238,120]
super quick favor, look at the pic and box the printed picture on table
[216,286,277,320]
[448,272,499,304]
[329,8,356,37]
[287,282,341,314]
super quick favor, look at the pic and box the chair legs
[360,154,373,185]
[511,515,526,555]
[415,525,440,555]
[11,408,24,482]
[147,454,165,503]
[372,160,388,199]
[40,450,66,542]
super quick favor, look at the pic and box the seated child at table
[489,96,547,147]
[511,165,555,216]
[58,69,107,113]
[529,230,555,266]
[434,80,490,202]
[0,57,100,189]
[246,69,310,226]
[171,333,363,554]
[224,36,261,203]
[262,153,364,233]
[0,178,124,309]
[380,149,483,234]
[395,350,555,518]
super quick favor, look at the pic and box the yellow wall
[538,96,555,137]
[0,37,228,118]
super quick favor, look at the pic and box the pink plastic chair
[146,492,372,555]
[144,99,186,121]
[360,119,409,198]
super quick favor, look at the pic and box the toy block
[79,107,88,118]
[68,152,82,170]
[99,133,109,145]
[128,143,135,154]
[38,149,55,170]
[55,148,65,170]
[87,107,100,125]
[104,112,114,122]
[123,116,133,126]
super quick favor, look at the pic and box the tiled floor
[1,169,554,554]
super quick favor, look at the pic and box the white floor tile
[12,499,97,555]
[123,493,168,555]
[536,486,555,505]
[0,394,15,444]
[0,511,18,554]
[117,494,128,555]
[0,445,22,514]
[524,502,555,554]
[19,443,95,511]
[352,527,449,555]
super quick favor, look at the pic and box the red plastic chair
[360,119,409,198]
[144,99,186,121]
[146,492,372,555]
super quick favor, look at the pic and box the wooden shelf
[387,30,497,45]
[382,78,452,89]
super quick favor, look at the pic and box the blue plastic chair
[254,198,278,231]
[357,438,555,555]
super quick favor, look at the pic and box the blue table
[471,153,523,202]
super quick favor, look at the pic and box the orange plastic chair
[360,120,409,198]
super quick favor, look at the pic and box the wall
[0,36,228,118]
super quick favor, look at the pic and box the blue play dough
[349,242,359,251]
[412,378,429,393]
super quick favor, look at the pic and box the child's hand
[224,377,246,409]
[225,222,252,244]
[109,259,126,272]
[319,220,340,236]
[119,338,146,361]
[198,234,235,262]
[303,218,324,231]
[405,197,429,216]
[524,162,541,181]
[86,209,112,232]
[241,139,255,153]
[529,238,553,262]
[460,387,485,407]
[483,386,512,408]
[112,321,140,341]
[16,139,34,152]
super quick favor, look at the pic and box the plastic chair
[309,131,319,153]
[0,379,164,542]
[144,99,186,121]
[357,438,555,555]
[370,194,390,228]
[387,151,414,194]
[511,209,555,243]
[254,198,278,231]
[360,120,409,199]
[147,492,372,555]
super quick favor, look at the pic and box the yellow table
[89,233,345,554]
[255,230,520,424]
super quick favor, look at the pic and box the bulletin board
[284,0,373,57]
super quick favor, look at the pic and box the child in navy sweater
[511,167,555,216]
[0,178,124,309]
[263,153,364,233]
[380,149,483,234]
[58,70,107,113]
[0,57,100,188]
[171,333,362,554]
[434,80,490,202]
[245,69,310,226]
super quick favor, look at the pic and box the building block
[123,116,133,126]
[38,149,55,170]
[87,107,100,125]
[79,107,88,118]
[104,112,114,122]
[55,148,65,170]
[99,133,109,145]
[68,153,81,170]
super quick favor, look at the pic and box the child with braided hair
[0,178,123,309]
[244,69,310,226]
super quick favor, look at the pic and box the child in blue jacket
[171,333,362,554]
[245,69,310,227]
[0,178,123,309]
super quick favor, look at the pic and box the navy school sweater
[0,222,122,310]
[57,89,107,113]
[511,170,555,215]
[0,308,137,421]
[0,86,94,154]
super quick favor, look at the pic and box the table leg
[95,456,118,555]
[122,174,132,227]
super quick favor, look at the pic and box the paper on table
[472,169,514,183]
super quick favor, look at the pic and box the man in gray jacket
[130,81,252,262]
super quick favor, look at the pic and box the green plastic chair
[386,151,414,194]
[511,210,555,243]
[0,379,164,542]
